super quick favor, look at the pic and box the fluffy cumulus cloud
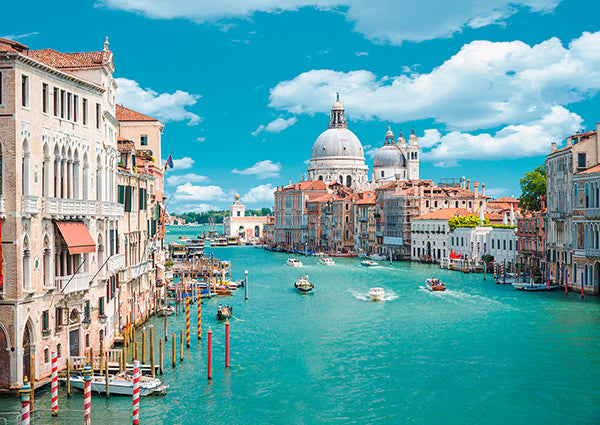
[115,78,201,125]
[267,31,600,162]
[99,0,560,44]
[232,160,282,179]
[252,117,297,136]
[174,183,226,201]
[166,173,210,186]
[242,184,276,204]
[169,202,220,214]
[172,157,195,169]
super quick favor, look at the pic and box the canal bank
[2,244,600,424]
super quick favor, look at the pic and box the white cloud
[166,173,210,186]
[168,202,220,214]
[99,0,560,45]
[174,183,226,201]
[1,32,38,40]
[242,184,276,204]
[355,51,368,57]
[252,117,297,136]
[115,77,201,125]
[172,157,195,169]
[232,160,282,179]
[196,136,206,142]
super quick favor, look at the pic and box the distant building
[411,208,471,262]
[223,194,269,241]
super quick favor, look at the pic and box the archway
[254,226,260,238]
[22,321,33,381]
[426,241,431,257]
[595,262,600,291]
[0,324,9,388]
[346,175,352,187]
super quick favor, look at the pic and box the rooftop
[116,104,159,122]
[27,48,110,69]
[413,208,472,220]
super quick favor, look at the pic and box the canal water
[3,226,600,424]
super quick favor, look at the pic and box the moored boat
[361,259,378,267]
[319,257,335,266]
[287,258,303,267]
[426,278,446,291]
[368,287,385,301]
[515,282,560,291]
[328,251,358,257]
[369,253,387,261]
[294,276,314,293]
[157,306,175,316]
[64,372,168,396]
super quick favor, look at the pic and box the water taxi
[513,282,560,291]
[319,257,335,266]
[361,259,378,267]
[426,278,446,291]
[65,372,168,396]
[294,276,314,293]
[368,287,385,301]
[287,258,303,267]
[215,237,228,246]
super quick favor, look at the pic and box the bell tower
[407,129,420,180]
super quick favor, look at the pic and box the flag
[164,154,174,171]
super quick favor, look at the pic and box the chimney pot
[482,183,485,196]
[551,142,557,152]
[567,138,572,147]
[474,182,479,195]
[467,179,471,191]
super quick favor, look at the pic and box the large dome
[373,144,405,168]
[311,128,365,160]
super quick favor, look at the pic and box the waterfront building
[306,193,332,251]
[572,166,600,293]
[516,196,547,281]
[0,38,124,388]
[411,208,471,262]
[545,127,600,286]
[306,95,370,191]
[353,191,376,254]
[448,223,517,265]
[223,194,269,242]
[372,125,419,185]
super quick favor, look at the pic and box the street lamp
[244,269,248,300]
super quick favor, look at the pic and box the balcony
[43,198,97,217]
[586,249,600,258]
[111,203,124,218]
[127,260,151,281]
[584,208,600,219]
[107,253,125,274]
[21,195,39,215]
[549,211,566,221]
[55,272,90,294]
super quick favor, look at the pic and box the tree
[519,164,546,211]
[448,214,490,230]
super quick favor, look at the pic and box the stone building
[0,38,124,388]
[517,197,547,282]
[223,194,269,242]
[372,125,419,185]
[353,191,376,254]
[411,208,471,262]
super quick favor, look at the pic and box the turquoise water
[3,227,600,424]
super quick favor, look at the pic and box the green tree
[519,164,546,211]
[448,215,490,230]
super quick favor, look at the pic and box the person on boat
[218,303,222,312]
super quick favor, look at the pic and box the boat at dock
[294,276,314,293]
[319,257,335,266]
[361,259,378,267]
[64,371,168,396]
[328,251,358,257]
[496,273,517,284]
[513,282,560,291]
[426,278,446,291]
[369,254,387,261]
[287,258,303,267]
[368,287,385,301]
[157,306,175,316]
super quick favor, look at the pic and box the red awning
[55,221,96,255]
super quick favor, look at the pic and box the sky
[4,0,600,213]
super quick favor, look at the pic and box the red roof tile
[116,104,159,122]
[413,208,472,220]
[27,48,109,69]
[0,37,28,52]
[490,197,518,203]
[576,164,600,174]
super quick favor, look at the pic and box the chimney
[567,138,572,148]
[481,183,485,196]
[551,142,557,153]
[467,179,471,191]
[474,181,479,195]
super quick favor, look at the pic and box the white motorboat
[368,287,385,301]
[287,258,303,267]
[319,257,335,266]
[157,306,175,316]
[369,254,387,261]
[64,372,168,396]
[514,282,560,291]
[361,259,378,267]
[294,276,314,293]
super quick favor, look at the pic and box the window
[141,135,148,146]
[578,153,586,169]
[0,71,3,105]
[42,310,50,334]
[82,98,88,125]
[60,90,65,118]
[21,75,30,107]
[57,344,62,358]
[84,300,90,321]
[42,83,48,113]
[73,95,78,122]
[96,103,101,129]
[503,240,506,250]
[44,348,50,364]
[237,211,240,216]
[53,88,59,116]
[55,307,63,330]
[67,93,72,120]
[99,297,105,317]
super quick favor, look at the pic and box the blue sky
[4,0,600,212]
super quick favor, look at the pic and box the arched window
[22,139,30,196]
[346,175,352,187]
[85,333,90,348]
[57,343,62,358]
[22,235,31,290]
[318,175,323,181]
[42,143,50,197]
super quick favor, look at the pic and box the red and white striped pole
[83,364,92,425]
[581,269,584,299]
[197,296,201,340]
[186,297,190,348]
[225,319,230,368]
[51,351,58,416]
[20,377,31,425]
[493,260,497,279]
[132,360,140,425]
[207,327,212,380]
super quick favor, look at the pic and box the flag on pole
[164,154,174,171]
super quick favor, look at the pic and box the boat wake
[351,290,398,302]
[418,286,509,308]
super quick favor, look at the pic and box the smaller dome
[397,132,406,146]
[332,100,344,110]
[373,144,406,168]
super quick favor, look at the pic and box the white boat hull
[368,287,385,301]
[64,374,168,396]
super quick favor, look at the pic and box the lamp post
[244,270,248,300]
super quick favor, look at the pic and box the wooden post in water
[120,350,125,372]
[99,339,104,376]
[180,329,184,362]
[134,342,139,362]
[30,352,35,411]
[197,296,202,340]
[244,270,248,300]
[141,329,146,364]
[159,338,163,374]
[172,333,176,368]
[164,312,168,342]
[132,327,136,361]
[66,358,71,398]
[105,353,110,398]
[150,326,155,378]
[483,262,487,280]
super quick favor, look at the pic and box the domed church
[373,125,420,184]
[306,94,371,191]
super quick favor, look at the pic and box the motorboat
[368,287,385,301]
[294,276,314,293]
[369,254,387,261]
[361,259,378,267]
[157,306,175,316]
[496,273,517,284]
[64,372,168,396]
[217,305,232,320]
[516,283,560,291]
[287,258,303,267]
[319,257,335,266]
[426,278,446,291]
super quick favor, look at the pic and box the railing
[107,253,125,274]
[111,202,124,217]
[584,208,600,219]
[43,198,97,216]
[21,195,39,215]
[0,195,5,215]
[358,216,369,222]
[586,249,600,258]
[128,261,150,281]
[55,272,90,293]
